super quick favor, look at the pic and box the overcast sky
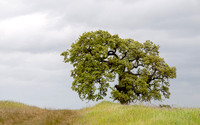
[0,0,200,109]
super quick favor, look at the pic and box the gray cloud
[0,0,199,109]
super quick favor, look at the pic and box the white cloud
[0,12,88,53]
[0,13,46,51]
[0,51,72,86]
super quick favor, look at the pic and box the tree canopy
[61,30,176,104]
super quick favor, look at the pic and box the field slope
[0,101,199,125]
[0,101,77,125]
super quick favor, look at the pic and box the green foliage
[61,30,176,104]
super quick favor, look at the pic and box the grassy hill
[0,101,199,125]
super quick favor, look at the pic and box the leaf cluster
[61,30,176,104]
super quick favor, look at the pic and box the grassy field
[0,101,199,125]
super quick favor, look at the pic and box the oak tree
[61,30,176,104]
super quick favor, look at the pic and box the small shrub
[159,104,171,108]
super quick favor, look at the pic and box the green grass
[77,101,200,125]
[0,101,199,125]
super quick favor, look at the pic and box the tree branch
[130,58,144,69]
[125,70,141,76]
[108,50,118,59]
[121,51,128,60]
[129,59,135,62]
[147,69,157,84]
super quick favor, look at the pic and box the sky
[0,0,200,109]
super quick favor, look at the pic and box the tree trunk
[114,74,129,104]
